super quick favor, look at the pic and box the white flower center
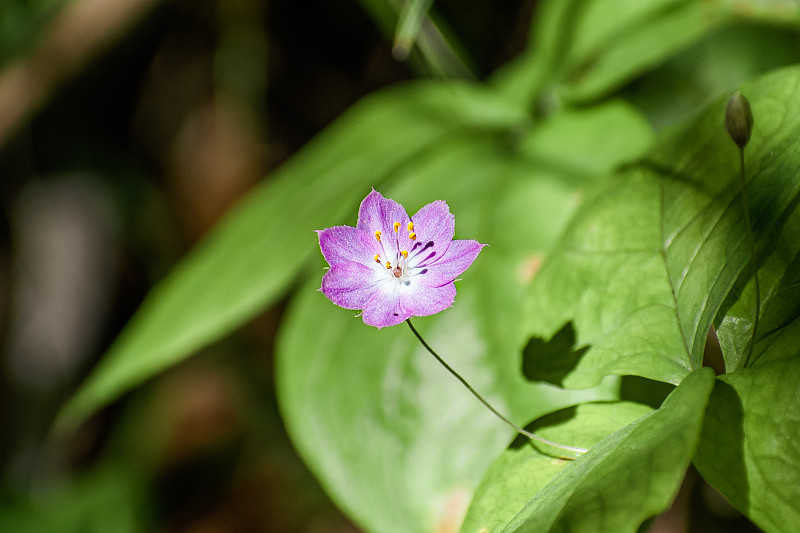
[373,220,418,286]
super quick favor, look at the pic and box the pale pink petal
[409,200,454,256]
[321,262,383,310]
[361,286,410,328]
[356,189,410,261]
[417,240,486,287]
[401,282,456,317]
[317,226,380,266]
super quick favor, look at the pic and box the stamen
[375,230,382,242]
[400,250,408,258]
[393,222,401,233]
[385,261,392,269]
[408,232,416,240]
[374,254,381,264]
[407,221,414,231]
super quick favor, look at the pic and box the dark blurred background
[0,1,531,531]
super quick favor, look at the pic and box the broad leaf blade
[276,138,618,533]
[697,213,800,530]
[459,401,653,533]
[524,169,695,387]
[495,367,714,533]
[694,355,800,532]
[492,0,800,107]
[58,82,528,429]
[715,186,800,370]
[525,65,800,388]
[518,99,654,177]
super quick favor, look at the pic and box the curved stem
[405,319,587,456]
[740,148,760,368]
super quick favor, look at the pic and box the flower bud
[726,91,753,148]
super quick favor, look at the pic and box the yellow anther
[375,230,382,242]
[374,254,381,263]
[385,261,392,269]
[407,221,414,232]
[401,250,408,258]
[393,222,401,232]
[408,232,416,240]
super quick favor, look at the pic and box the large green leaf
[466,367,714,533]
[623,22,800,130]
[459,400,653,533]
[57,81,529,429]
[275,137,622,533]
[492,0,800,108]
[714,187,800,371]
[696,216,800,531]
[694,355,800,533]
[517,99,654,177]
[524,65,800,388]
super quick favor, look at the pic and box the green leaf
[276,137,618,533]
[700,205,800,530]
[58,81,528,429]
[715,190,800,370]
[355,0,473,77]
[518,99,654,177]
[557,0,714,101]
[393,0,433,57]
[470,367,714,533]
[623,23,800,130]
[459,401,653,533]
[694,356,800,532]
[0,461,146,533]
[277,281,615,533]
[492,0,800,108]
[524,65,800,388]
[524,169,695,387]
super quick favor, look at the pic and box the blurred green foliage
[3,0,800,532]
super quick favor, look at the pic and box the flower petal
[409,200,454,255]
[361,287,410,328]
[318,190,483,328]
[321,262,383,310]
[317,226,379,267]
[417,239,486,287]
[356,189,410,260]
[400,282,456,317]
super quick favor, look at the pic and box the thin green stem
[405,319,587,456]
[740,147,760,368]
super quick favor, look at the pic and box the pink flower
[317,189,485,328]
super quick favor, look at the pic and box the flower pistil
[372,219,420,282]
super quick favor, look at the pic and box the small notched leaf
[521,322,589,386]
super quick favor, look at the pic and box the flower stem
[740,147,760,368]
[405,319,587,456]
